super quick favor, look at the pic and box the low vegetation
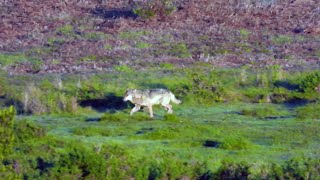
[0,68,319,178]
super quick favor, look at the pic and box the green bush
[133,0,175,19]
[240,106,289,119]
[269,87,291,103]
[159,63,175,70]
[220,136,256,150]
[272,35,293,44]
[57,24,74,36]
[180,70,226,104]
[296,102,320,120]
[0,53,26,66]
[239,28,251,38]
[0,106,16,178]
[14,120,46,142]
[51,143,107,179]
[282,157,320,179]
[22,84,78,114]
[114,65,133,73]
[169,42,191,58]
[216,161,250,179]
[299,71,320,92]
[13,138,108,179]
[0,106,15,157]
[136,42,152,49]
[242,87,269,103]
[76,85,104,100]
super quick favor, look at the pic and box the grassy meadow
[1,66,320,179]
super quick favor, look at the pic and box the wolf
[123,89,181,118]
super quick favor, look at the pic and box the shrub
[299,71,320,92]
[169,42,191,58]
[242,87,269,103]
[239,28,250,38]
[22,84,47,114]
[133,0,175,19]
[216,161,250,179]
[282,157,320,179]
[269,87,291,103]
[136,42,152,49]
[181,70,226,104]
[0,53,26,66]
[76,82,105,100]
[57,24,74,36]
[0,106,15,157]
[220,136,256,150]
[51,143,107,179]
[240,106,288,119]
[296,102,320,120]
[272,35,293,44]
[14,120,46,142]
[114,65,133,73]
[159,63,175,70]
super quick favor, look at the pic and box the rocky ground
[0,0,319,73]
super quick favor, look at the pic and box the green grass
[0,53,27,66]
[136,41,152,49]
[1,69,320,178]
[272,35,293,44]
[118,30,150,40]
[239,28,251,38]
[57,24,74,36]
[8,102,320,178]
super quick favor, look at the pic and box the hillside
[0,0,319,73]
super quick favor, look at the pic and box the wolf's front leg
[130,105,141,116]
[147,105,153,118]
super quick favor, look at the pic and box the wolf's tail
[170,92,182,104]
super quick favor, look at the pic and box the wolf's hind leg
[130,105,141,116]
[162,104,173,114]
[162,105,168,111]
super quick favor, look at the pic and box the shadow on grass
[136,127,154,134]
[90,8,137,19]
[274,80,300,91]
[283,98,309,108]
[79,93,130,112]
[203,140,221,148]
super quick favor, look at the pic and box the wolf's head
[123,89,136,102]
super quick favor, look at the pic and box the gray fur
[123,88,181,118]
